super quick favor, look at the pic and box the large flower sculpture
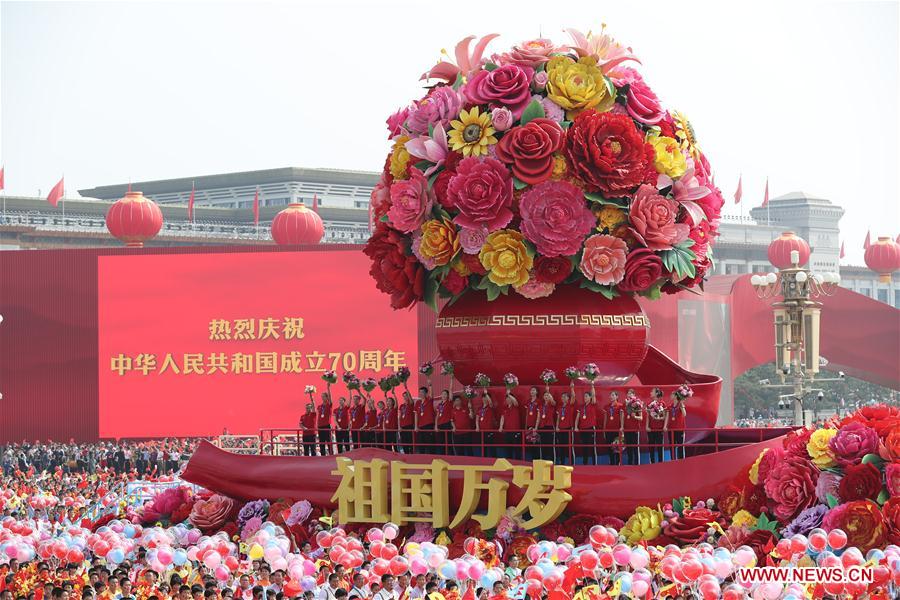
[366,27,722,308]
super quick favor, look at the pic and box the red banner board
[97,251,417,438]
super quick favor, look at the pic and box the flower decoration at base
[366,27,720,310]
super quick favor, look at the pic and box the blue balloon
[123,525,136,539]
[536,559,555,576]
[173,549,188,566]
[107,548,125,564]
[614,573,632,594]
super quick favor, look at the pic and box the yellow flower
[620,506,664,545]
[435,531,451,546]
[594,204,626,232]
[731,510,756,529]
[479,230,533,287]
[647,134,687,179]
[390,135,411,180]
[748,448,769,485]
[448,107,497,157]
[551,153,568,179]
[419,217,459,267]
[546,55,614,119]
[672,111,701,162]
[452,259,471,277]
[807,428,838,468]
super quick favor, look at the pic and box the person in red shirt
[476,391,496,457]
[556,391,576,465]
[602,391,622,465]
[524,387,542,461]
[349,395,366,450]
[415,386,436,454]
[299,402,317,456]
[383,396,399,452]
[334,397,351,453]
[399,390,416,454]
[451,394,475,456]
[646,387,669,463]
[435,388,453,455]
[538,392,557,463]
[498,391,522,460]
[575,384,598,464]
[620,389,644,465]
[362,398,379,449]
[669,389,688,460]
[376,399,389,449]
[318,391,333,456]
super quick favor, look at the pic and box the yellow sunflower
[448,107,497,157]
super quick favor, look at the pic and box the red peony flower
[838,463,883,502]
[839,404,900,439]
[564,110,653,197]
[189,494,235,532]
[441,270,468,295]
[882,497,900,545]
[460,252,488,275]
[756,447,785,485]
[763,454,819,523]
[494,118,565,184]
[464,64,535,118]
[663,507,726,544]
[519,180,595,256]
[822,500,887,552]
[386,169,433,233]
[580,234,627,285]
[562,514,597,545]
[363,223,425,309]
[881,426,900,462]
[618,248,664,292]
[783,428,813,459]
[693,186,725,222]
[433,152,463,209]
[886,463,900,497]
[717,487,744,520]
[732,528,777,565]
[533,255,573,284]
[628,184,690,250]
[829,422,879,466]
[447,157,514,232]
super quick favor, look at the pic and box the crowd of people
[297,382,693,466]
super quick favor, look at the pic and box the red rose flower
[533,255,574,284]
[822,500,887,552]
[663,507,725,544]
[433,152,463,209]
[763,454,819,522]
[363,223,425,309]
[733,528,777,565]
[618,248,664,292]
[838,463,883,501]
[564,110,653,197]
[447,157,514,232]
[464,64,535,118]
[494,118,565,185]
[441,270,468,295]
[460,252,488,275]
[882,497,900,545]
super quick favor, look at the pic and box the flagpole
[61,175,66,221]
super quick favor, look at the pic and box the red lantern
[864,236,900,283]
[436,284,650,385]
[105,191,164,247]
[767,231,810,269]
[271,203,324,245]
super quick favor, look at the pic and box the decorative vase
[435,285,650,386]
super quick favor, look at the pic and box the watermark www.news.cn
[737,566,875,584]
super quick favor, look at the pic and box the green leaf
[604,76,617,99]
[427,167,443,189]
[414,160,432,173]
[672,497,684,516]
[861,453,885,468]
[424,274,439,312]
[826,493,839,509]
[486,283,501,302]
[499,284,509,295]
[519,99,546,125]
[513,177,528,190]
[579,278,617,299]
[584,192,628,207]
[483,62,498,72]
[379,214,389,223]
[452,74,464,91]
[640,283,663,301]
[877,488,890,505]
[560,120,572,129]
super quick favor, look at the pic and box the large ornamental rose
[618,249,663,292]
[363,223,425,309]
[387,169,433,233]
[406,86,465,135]
[565,111,654,197]
[629,184,690,250]
[519,180,595,256]
[829,422,879,466]
[783,427,813,459]
[494,118,565,184]
[886,463,900,498]
[764,455,819,522]
[610,67,664,125]
[464,64,534,118]
[663,507,726,544]
[189,494,235,532]
[479,230,533,287]
[883,498,900,545]
[822,500,887,552]
[447,157,514,232]
[545,56,614,118]
[838,463,883,502]
[532,255,573,284]
[580,234,627,285]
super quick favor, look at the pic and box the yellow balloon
[249,543,264,560]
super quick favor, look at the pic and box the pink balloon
[588,526,605,547]
[580,550,599,570]
[468,561,485,580]
[631,581,649,598]
[382,543,399,560]
[827,529,847,550]
[366,528,384,543]
[389,556,409,576]
[214,566,230,581]
[409,556,428,576]
[611,544,631,567]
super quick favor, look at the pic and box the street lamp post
[751,249,843,426]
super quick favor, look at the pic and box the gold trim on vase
[435,314,650,328]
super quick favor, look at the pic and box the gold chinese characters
[330,458,573,530]
[209,317,305,341]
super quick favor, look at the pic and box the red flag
[840,241,845,259]
[761,178,769,207]
[864,230,871,250]
[252,187,260,226]
[188,182,195,221]
[312,193,319,212]
[47,177,65,207]
[0,166,4,191]
[733,174,742,204]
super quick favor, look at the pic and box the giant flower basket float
[364,27,724,387]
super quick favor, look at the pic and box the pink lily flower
[421,34,500,83]
[566,27,640,73]
[657,164,710,226]
[405,123,448,176]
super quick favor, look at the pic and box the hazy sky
[1,0,897,264]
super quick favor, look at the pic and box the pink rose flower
[386,106,409,139]
[447,157,514,232]
[491,107,514,132]
[629,184,690,250]
[610,67,664,125]
[532,71,549,92]
[370,174,391,221]
[493,38,564,68]
[519,180,595,256]
[406,87,465,136]
[189,494,234,532]
[763,455,820,523]
[886,463,900,498]
[829,422,879,466]
[459,227,488,254]
[815,471,842,503]
[464,64,535,118]
[580,234,628,285]
[514,279,555,299]
[387,169,433,233]
[619,248,664,292]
